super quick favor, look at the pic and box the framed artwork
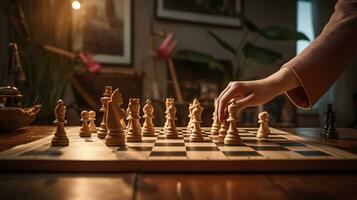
[156,0,242,28]
[72,0,133,65]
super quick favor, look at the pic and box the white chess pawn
[211,98,221,136]
[257,111,270,138]
[80,110,91,137]
[89,111,97,133]
[142,99,155,136]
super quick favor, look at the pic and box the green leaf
[234,12,309,41]
[260,27,310,41]
[234,12,262,33]
[175,49,225,71]
[243,43,283,64]
[207,30,236,55]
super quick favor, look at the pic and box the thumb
[235,94,254,111]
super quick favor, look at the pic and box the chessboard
[0,127,356,172]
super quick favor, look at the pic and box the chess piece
[321,104,339,139]
[211,98,221,136]
[126,98,142,142]
[98,86,113,139]
[51,99,69,146]
[164,98,174,131]
[79,110,91,137]
[187,99,198,132]
[165,100,178,138]
[189,100,204,142]
[218,120,229,143]
[89,111,97,133]
[142,99,155,136]
[105,89,127,146]
[257,111,270,138]
[187,102,193,131]
[224,99,242,145]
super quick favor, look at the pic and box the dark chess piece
[321,104,339,139]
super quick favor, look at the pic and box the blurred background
[0,0,356,128]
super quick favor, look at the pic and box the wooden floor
[0,126,357,199]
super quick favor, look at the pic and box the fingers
[235,94,254,111]
[217,83,245,122]
[215,82,233,118]
[217,86,235,122]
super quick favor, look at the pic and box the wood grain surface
[0,126,356,200]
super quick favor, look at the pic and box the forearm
[261,67,300,96]
[283,0,357,109]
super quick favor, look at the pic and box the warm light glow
[72,1,81,10]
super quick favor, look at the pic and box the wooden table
[0,126,356,200]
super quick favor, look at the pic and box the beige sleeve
[282,0,357,109]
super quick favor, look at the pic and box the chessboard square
[223,151,262,157]
[127,147,153,151]
[126,142,155,148]
[186,147,219,151]
[141,139,157,143]
[149,151,187,157]
[185,142,216,147]
[240,135,256,138]
[157,136,183,140]
[251,146,289,151]
[244,141,280,147]
[295,150,331,157]
[187,151,226,159]
[156,139,185,143]
[218,146,254,152]
[285,146,312,151]
[154,143,185,147]
[151,146,186,152]
[267,136,286,139]
[257,151,292,159]
[275,141,306,147]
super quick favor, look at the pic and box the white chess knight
[257,111,270,138]
[105,88,127,146]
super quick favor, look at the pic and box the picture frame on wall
[72,0,133,65]
[156,0,242,28]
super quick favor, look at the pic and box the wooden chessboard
[0,127,356,172]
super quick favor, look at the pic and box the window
[296,0,314,54]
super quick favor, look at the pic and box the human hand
[216,67,300,122]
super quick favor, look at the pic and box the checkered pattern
[115,127,336,160]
